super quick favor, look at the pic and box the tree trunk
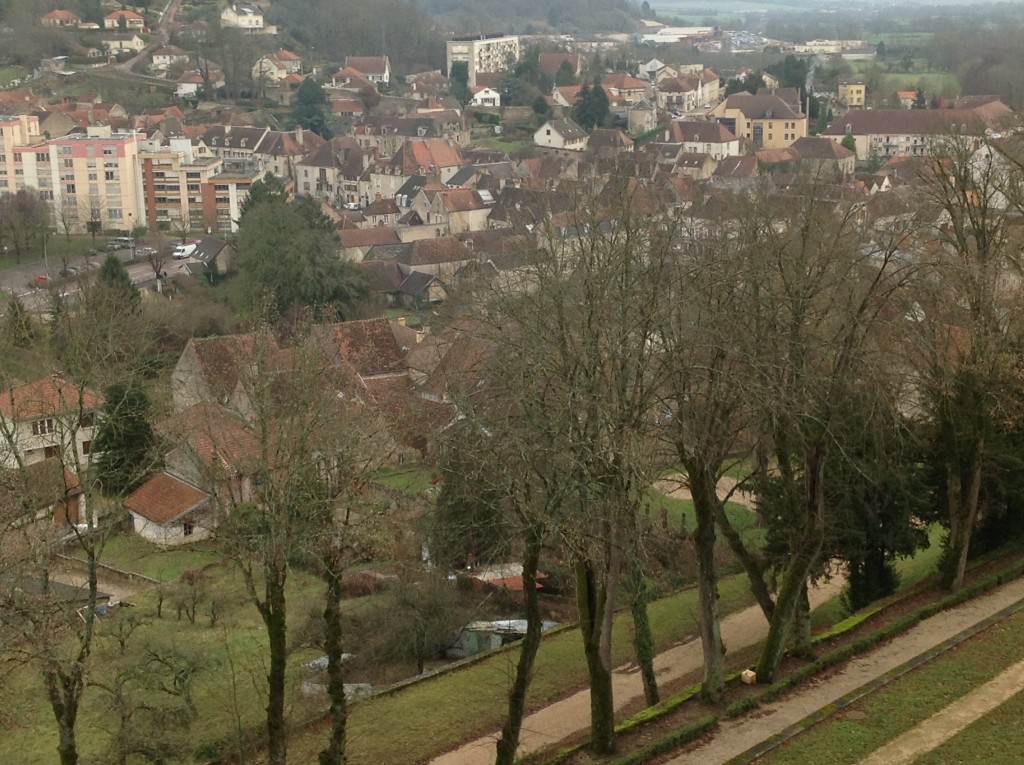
[44,668,82,765]
[494,527,544,765]
[755,452,825,683]
[265,567,289,765]
[318,566,347,765]
[791,580,813,659]
[714,500,775,621]
[575,558,617,755]
[627,557,659,707]
[943,432,985,591]
[688,465,726,704]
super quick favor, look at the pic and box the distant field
[879,72,961,99]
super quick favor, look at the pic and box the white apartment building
[446,34,520,87]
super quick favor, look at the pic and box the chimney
[374,192,382,202]
[295,125,303,146]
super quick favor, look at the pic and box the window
[63,159,74,169]
[88,172,97,181]
[80,412,95,428]
[103,146,115,156]
[183,521,194,537]
[66,184,76,194]
[81,440,91,456]
[32,418,55,436]
[105,171,116,181]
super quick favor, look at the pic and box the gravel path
[663,575,1024,765]
[429,578,846,765]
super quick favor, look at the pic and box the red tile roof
[43,9,80,20]
[124,473,210,525]
[0,376,102,420]
[316,318,405,377]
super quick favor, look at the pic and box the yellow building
[709,93,807,150]
[838,78,866,109]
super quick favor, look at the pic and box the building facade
[446,34,520,88]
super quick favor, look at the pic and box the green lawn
[757,604,1024,765]
[80,533,222,581]
[916,687,1024,765]
[374,464,438,494]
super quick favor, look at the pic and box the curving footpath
[429,578,847,765]
[663,574,1024,765]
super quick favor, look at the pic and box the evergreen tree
[555,60,577,86]
[93,383,157,493]
[96,254,140,312]
[841,132,858,154]
[293,79,332,138]
[3,294,34,348]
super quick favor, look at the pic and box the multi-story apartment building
[139,137,266,234]
[1,119,144,234]
[446,34,519,87]
[0,114,45,194]
[46,126,145,234]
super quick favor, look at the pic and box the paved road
[2,248,196,313]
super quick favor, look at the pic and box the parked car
[137,246,158,258]
[59,265,79,277]
[106,237,135,251]
[33,274,49,286]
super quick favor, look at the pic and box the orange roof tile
[124,473,210,525]
[0,376,102,420]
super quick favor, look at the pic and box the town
[3,1,1024,765]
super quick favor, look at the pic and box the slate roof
[822,109,987,137]
[124,473,210,525]
[721,93,803,120]
[547,118,588,141]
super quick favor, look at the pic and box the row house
[199,124,320,181]
[362,138,466,203]
[659,121,741,160]
[822,109,988,161]
[295,136,366,206]
[656,69,721,113]
[349,112,468,157]
[410,187,493,234]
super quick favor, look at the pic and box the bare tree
[54,192,78,241]
[0,267,158,765]
[908,133,1024,590]
[0,189,50,263]
[85,195,105,244]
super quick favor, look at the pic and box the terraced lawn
[756,607,1024,765]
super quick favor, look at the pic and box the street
[1,248,197,313]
